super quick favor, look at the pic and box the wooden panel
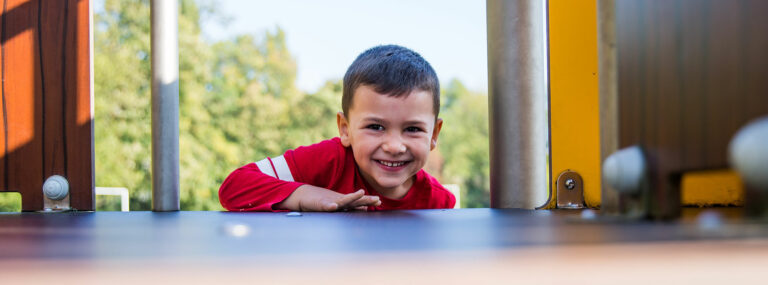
[0,0,92,211]
[598,0,620,213]
[617,0,768,168]
[616,0,768,216]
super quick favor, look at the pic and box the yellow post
[547,0,601,208]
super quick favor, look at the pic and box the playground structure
[2,0,768,282]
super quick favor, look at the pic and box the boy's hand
[275,185,381,212]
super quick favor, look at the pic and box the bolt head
[43,175,69,200]
[565,178,576,190]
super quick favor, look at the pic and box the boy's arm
[219,138,381,212]
[218,163,304,211]
[218,163,381,212]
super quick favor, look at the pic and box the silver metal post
[487,0,549,209]
[150,0,180,211]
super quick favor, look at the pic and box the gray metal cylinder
[151,0,180,211]
[729,116,768,190]
[603,146,646,195]
[487,0,550,209]
[43,175,70,201]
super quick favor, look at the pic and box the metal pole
[150,0,180,211]
[487,0,549,209]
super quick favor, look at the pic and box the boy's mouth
[375,160,410,168]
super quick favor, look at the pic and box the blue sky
[201,0,488,93]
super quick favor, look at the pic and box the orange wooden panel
[0,0,92,211]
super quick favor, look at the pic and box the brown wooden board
[0,0,92,211]
[618,0,768,170]
[615,0,768,217]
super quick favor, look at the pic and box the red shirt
[219,137,455,211]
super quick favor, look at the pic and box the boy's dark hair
[342,45,440,120]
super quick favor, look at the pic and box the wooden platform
[2,208,767,283]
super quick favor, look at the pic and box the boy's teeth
[380,160,405,167]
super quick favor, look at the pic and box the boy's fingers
[302,200,338,212]
[349,195,381,208]
[335,190,365,208]
[322,202,338,212]
[354,206,369,211]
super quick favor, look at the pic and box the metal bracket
[556,170,586,209]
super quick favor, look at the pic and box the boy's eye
[405,126,424,133]
[366,124,384,131]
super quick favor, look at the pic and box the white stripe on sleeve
[270,155,295,182]
[254,158,276,178]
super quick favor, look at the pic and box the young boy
[219,45,455,211]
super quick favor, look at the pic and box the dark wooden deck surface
[2,208,767,283]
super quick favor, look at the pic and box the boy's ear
[430,118,443,150]
[337,112,351,147]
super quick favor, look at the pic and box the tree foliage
[93,0,344,211]
[438,80,491,207]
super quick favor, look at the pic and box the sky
[200,0,488,93]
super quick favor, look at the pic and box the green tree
[94,0,153,209]
[437,80,490,207]
[0,193,21,212]
[94,0,340,211]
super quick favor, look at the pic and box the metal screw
[565,178,576,190]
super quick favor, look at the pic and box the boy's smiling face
[337,85,442,199]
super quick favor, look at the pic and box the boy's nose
[382,137,406,154]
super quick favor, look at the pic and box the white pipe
[95,187,130,212]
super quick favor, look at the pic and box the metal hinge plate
[556,170,586,209]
